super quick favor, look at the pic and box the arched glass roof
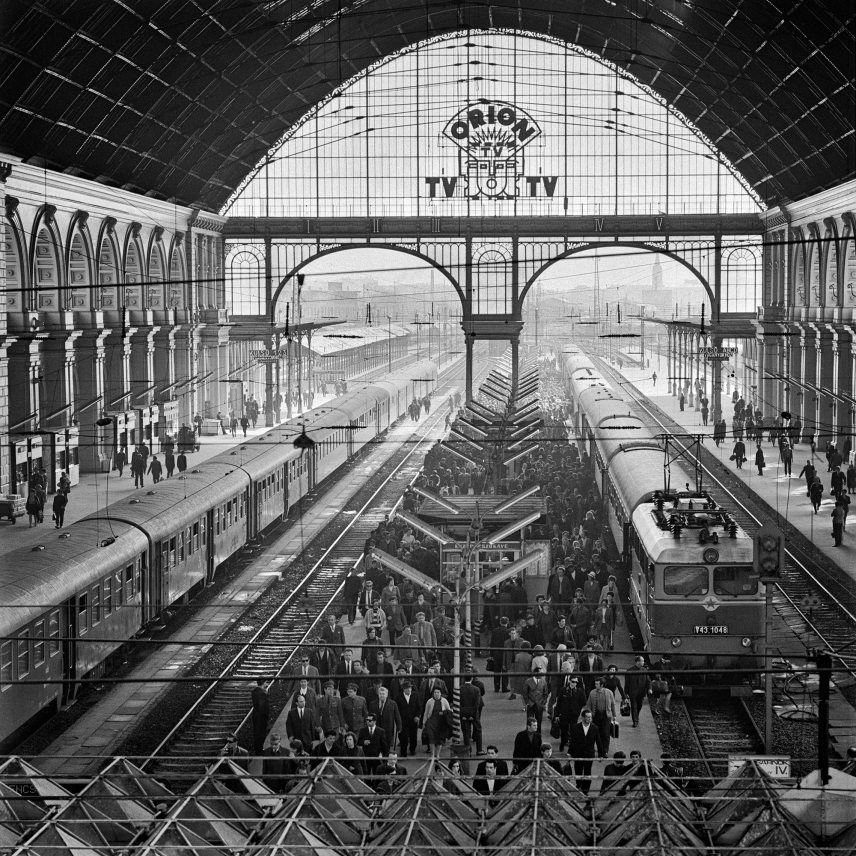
[223,32,762,219]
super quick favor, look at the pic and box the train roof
[83,462,251,542]
[632,492,753,564]
[0,520,148,632]
[606,445,669,519]
[594,414,661,466]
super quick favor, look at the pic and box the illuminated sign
[425,101,556,200]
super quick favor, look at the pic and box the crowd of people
[25,465,73,528]
[219,359,680,799]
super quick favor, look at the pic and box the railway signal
[753,526,784,577]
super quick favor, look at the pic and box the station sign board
[251,349,287,364]
[699,346,738,362]
[727,755,792,778]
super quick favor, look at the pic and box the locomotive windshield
[663,565,709,596]
[714,565,758,596]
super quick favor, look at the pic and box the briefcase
[611,721,620,739]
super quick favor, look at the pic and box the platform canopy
[1,2,852,210]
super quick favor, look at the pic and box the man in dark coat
[578,644,605,694]
[625,655,652,727]
[342,683,369,735]
[473,759,505,808]
[489,616,511,692]
[368,686,402,747]
[176,451,188,473]
[262,733,291,793]
[568,708,601,793]
[395,680,422,758]
[285,695,320,751]
[357,714,389,774]
[459,672,484,754]
[512,718,542,773]
[374,751,408,794]
[250,678,270,756]
[335,647,358,696]
[164,449,175,478]
[320,612,346,656]
[131,448,145,487]
[343,570,363,625]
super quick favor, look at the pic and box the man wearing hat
[342,682,369,735]
[317,680,345,734]
[522,664,550,730]
[395,679,422,758]
[412,609,438,652]
[432,605,454,672]
[583,571,601,610]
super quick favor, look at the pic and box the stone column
[798,323,817,443]
[831,326,853,451]
[711,334,723,422]
[75,323,111,472]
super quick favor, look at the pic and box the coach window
[170,536,177,566]
[663,565,709,596]
[78,592,89,634]
[714,565,758,596]
[125,565,135,598]
[178,532,185,563]
[91,586,101,625]
[48,610,61,656]
[0,641,12,687]
[17,630,31,677]
[34,621,46,667]
[104,577,113,616]
[193,521,200,550]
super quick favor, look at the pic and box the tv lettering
[425,102,556,200]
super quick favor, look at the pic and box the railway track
[592,355,856,687]
[140,362,476,786]
[683,696,764,784]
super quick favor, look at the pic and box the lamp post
[386,315,392,372]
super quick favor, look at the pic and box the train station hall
[0,2,855,855]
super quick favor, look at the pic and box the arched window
[124,239,143,309]
[724,247,760,313]
[147,241,166,310]
[226,247,263,315]
[68,229,92,311]
[167,242,187,309]
[98,232,119,310]
[473,248,510,315]
[2,218,25,312]
[33,226,61,310]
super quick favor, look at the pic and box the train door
[151,540,168,621]
[60,599,77,706]
[205,509,216,584]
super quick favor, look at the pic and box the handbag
[611,721,620,739]
[550,717,561,739]
[729,454,736,461]
[485,657,496,672]
[620,698,631,717]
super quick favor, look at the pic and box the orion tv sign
[425,101,558,200]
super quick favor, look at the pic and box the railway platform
[610,354,856,755]
[264,610,664,793]
[31,375,460,777]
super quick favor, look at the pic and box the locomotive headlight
[671,636,682,647]
[741,636,752,648]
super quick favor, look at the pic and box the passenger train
[564,351,764,689]
[0,361,438,748]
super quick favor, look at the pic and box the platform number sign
[753,526,784,577]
